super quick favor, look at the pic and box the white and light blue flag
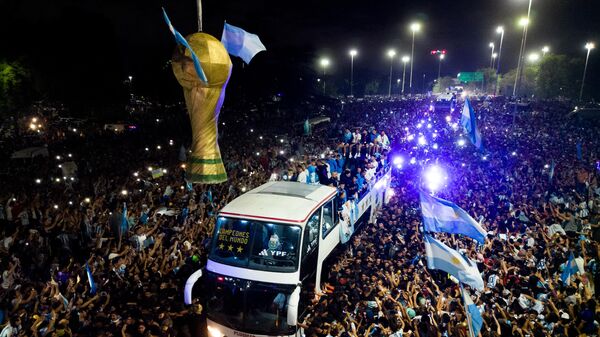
[162,8,208,83]
[460,98,483,151]
[221,23,266,64]
[423,234,484,291]
[420,191,486,244]
[561,252,578,284]
[85,263,97,295]
[462,286,483,337]
[548,159,555,182]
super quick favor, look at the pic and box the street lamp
[513,16,530,96]
[541,46,549,57]
[409,22,421,93]
[495,26,505,95]
[320,58,330,94]
[437,53,445,81]
[528,52,540,63]
[387,49,396,97]
[401,56,410,95]
[579,42,595,101]
[489,42,495,68]
[349,49,357,96]
[496,26,505,73]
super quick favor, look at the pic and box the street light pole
[489,42,495,68]
[349,49,357,96]
[438,54,444,81]
[513,17,529,97]
[320,58,330,95]
[495,26,504,95]
[387,49,396,97]
[409,22,421,94]
[496,27,504,74]
[579,42,595,101]
[514,0,533,96]
[401,56,409,95]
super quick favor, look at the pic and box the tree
[364,80,381,95]
[433,76,455,93]
[499,66,537,97]
[535,55,581,99]
[0,60,31,115]
[477,67,498,94]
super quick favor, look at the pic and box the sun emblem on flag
[451,257,461,265]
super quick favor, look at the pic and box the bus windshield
[206,272,296,336]
[209,217,301,272]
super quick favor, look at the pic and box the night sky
[1,0,599,107]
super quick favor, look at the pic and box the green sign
[457,72,484,83]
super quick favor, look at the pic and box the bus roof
[219,181,337,225]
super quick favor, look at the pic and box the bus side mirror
[287,285,301,326]
[184,269,203,305]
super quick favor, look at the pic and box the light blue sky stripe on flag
[424,234,484,290]
[221,23,266,64]
[420,191,486,244]
[162,8,208,83]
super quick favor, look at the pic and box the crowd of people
[298,97,600,337]
[0,94,598,337]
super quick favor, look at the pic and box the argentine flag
[423,234,484,290]
[460,98,483,151]
[420,191,486,244]
[462,286,483,337]
[85,263,97,295]
[162,8,208,83]
[221,23,266,64]
[561,252,578,284]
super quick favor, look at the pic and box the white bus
[197,170,391,337]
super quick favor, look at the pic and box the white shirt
[297,171,308,184]
[18,211,29,226]
[163,185,173,197]
[381,134,390,148]
[0,324,16,337]
[2,270,14,290]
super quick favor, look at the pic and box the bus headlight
[207,325,224,337]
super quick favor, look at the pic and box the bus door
[298,210,320,318]
[316,198,339,292]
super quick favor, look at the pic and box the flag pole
[196,0,203,31]
[460,284,476,337]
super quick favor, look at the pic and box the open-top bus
[190,169,391,337]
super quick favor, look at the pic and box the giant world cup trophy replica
[171,33,231,184]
